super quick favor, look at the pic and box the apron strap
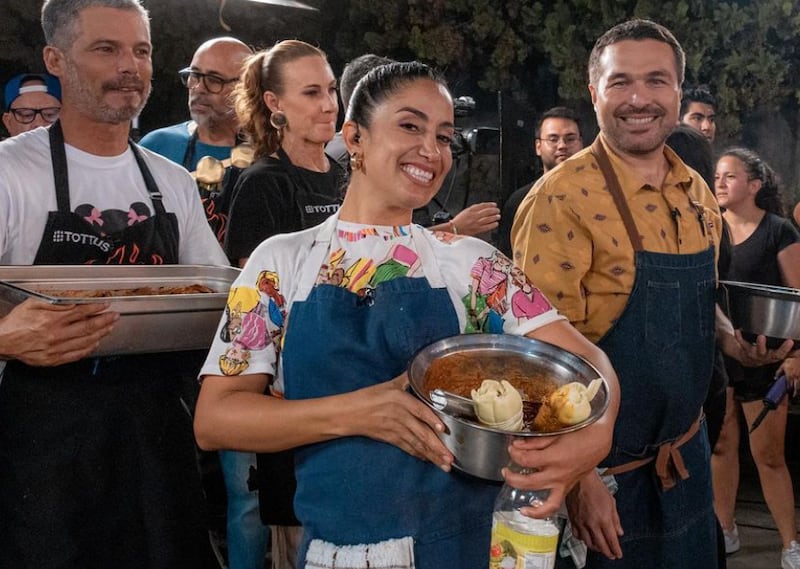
[129,142,168,216]
[602,413,703,490]
[590,138,644,252]
[48,120,167,216]
[409,225,447,289]
[293,213,341,303]
[48,121,72,214]
[181,123,200,170]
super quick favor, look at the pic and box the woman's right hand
[346,374,455,471]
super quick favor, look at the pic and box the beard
[61,59,151,124]
[599,104,674,156]
[189,97,235,132]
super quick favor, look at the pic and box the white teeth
[623,117,655,125]
[402,165,434,183]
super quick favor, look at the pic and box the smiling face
[714,155,760,212]
[46,6,152,125]
[589,38,681,159]
[264,55,338,147]
[344,78,455,223]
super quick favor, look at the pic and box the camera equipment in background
[428,95,500,227]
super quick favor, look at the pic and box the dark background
[3,0,800,214]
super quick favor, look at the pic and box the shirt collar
[596,133,696,196]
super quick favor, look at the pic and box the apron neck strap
[48,121,71,214]
[48,120,166,215]
[181,124,200,170]
[590,138,644,252]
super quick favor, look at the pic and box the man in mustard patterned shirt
[512,19,794,569]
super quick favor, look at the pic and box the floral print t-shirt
[200,218,564,394]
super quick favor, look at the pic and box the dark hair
[234,39,327,159]
[667,124,714,190]
[535,106,581,139]
[680,85,716,116]
[42,0,149,48]
[340,54,394,111]
[589,19,685,87]
[720,147,785,216]
[346,61,449,129]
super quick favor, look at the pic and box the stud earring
[270,111,288,130]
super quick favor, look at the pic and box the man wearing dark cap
[2,72,61,137]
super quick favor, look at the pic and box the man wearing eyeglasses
[497,106,584,257]
[140,37,253,246]
[2,72,61,137]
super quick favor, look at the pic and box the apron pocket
[645,280,681,350]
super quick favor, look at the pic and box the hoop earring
[270,111,288,130]
[350,152,363,171]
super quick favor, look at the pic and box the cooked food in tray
[424,351,601,433]
[35,284,215,298]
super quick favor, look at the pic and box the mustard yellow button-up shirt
[511,134,722,343]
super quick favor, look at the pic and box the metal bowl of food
[718,280,800,349]
[407,334,610,481]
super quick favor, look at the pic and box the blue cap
[4,73,62,111]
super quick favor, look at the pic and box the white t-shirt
[0,127,228,266]
[200,217,564,393]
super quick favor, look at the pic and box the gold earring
[270,111,287,130]
[350,152,363,171]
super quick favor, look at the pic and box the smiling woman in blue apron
[195,61,620,569]
[0,1,228,567]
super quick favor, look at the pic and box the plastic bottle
[490,464,562,569]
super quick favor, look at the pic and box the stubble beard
[62,61,151,125]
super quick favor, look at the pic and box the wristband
[450,220,458,234]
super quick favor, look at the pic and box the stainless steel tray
[0,265,239,356]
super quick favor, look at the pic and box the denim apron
[586,142,718,568]
[0,122,209,569]
[280,216,499,568]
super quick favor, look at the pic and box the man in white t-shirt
[0,1,227,567]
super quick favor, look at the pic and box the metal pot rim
[407,333,610,437]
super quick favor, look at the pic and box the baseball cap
[4,73,62,111]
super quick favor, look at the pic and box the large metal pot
[718,280,800,349]
[407,334,610,481]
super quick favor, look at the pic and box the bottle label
[490,513,558,569]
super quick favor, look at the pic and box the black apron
[33,121,179,265]
[0,122,211,569]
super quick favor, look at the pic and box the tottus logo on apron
[51,229,114,252]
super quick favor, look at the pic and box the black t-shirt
[727,212,799,286]
[725,212,800,396]
[224,153,345,261]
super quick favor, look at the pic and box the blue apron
[587,142,718,568]
[280,216,498,568]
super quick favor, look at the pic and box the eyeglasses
[178,68,238,94]
[538,134,581,146]
[8,107,61,124]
